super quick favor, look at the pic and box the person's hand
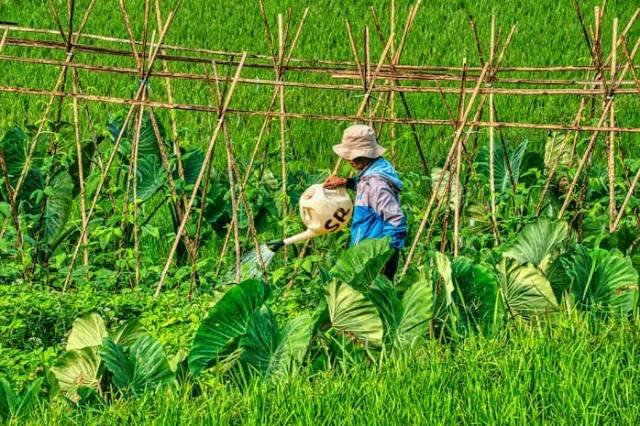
[323,175,347,189]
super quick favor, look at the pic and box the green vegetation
[2,0,640,423]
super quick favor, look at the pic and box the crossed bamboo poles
[1,2,639,292]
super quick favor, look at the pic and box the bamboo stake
[71,68,88,267]
[277,14,288,260]
[0,27,9,51]
[368,3,429,174]
[488,15,498,245]
[154,0,185,186]
[558,34,640,219]
[142,0,151,73]
[217,8,309,276]
[401,24,516,275]
[10,83,640,133]
[365,26,372,125]
[210,60,242,281]
[12,0,97,202]
[453,58,466,257]
[0,26,23,252]
[131,103,144,287]
[154,53,246,298]
[536,9,640,214]
[613,165,640,231]
[401,61,492,277]
[608,18,618,230]
[117,0,142,69]
[345,21,365,89]
[63,0,184,290]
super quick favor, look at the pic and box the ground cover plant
[2,0,640,423]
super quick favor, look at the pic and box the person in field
[323,124,407,279]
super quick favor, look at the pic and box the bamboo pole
[401,24,516,276]
[11,51,640,94]
[278,14,288,260]
[345,21,365,89]
[488,15,498,245]
[8,9,640,74]
[9,83,640,133]
[210,60,242,281]
[11,0,98,202]
[453,58,466,257]
[558,34,640,219]
[401,61,492,277]
[63,0,184,291]
[608,18,618,231]
[131,103,143,287]
[0,26,23,252]
[154,0,185,189]
[71,68,88,267]
[154,53,246,297]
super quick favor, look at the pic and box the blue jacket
[347,158,407,249]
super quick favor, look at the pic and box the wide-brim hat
[332,124,386,161]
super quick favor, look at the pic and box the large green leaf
[326,281,383,348]
[544,132,572,171]
[435,252,454,307]
[51,347,101,393]
[498,259,558,319]
[43,171,74,246]
[135,155,167,201]
[396,277,433,349]
[330,238,392,289]
[0,127,27,184]
[176,148,204,185]
[18,168,44,215]
[562,246,638,313]
[0,378,16,419]
[0,377,43,420]
[367,276,403,349]
[66,313,108,351]
[239,309,312,380]
[110,319,147,348]
[188,279,269,376]
[138,111,166,159]
[101,335,175,395]
[503,219,568,273]
[69,140,96,197]
[368,274,432,350]
[451,257,502,332]
[476,140,528,192]
[430,167,459,210]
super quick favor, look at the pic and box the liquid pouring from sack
[239,184,353,278]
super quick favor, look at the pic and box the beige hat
[332,124,386,161]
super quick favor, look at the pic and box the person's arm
[324,175,356,190]
[345,177,356,190]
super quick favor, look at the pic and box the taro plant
[317,238,434,359]
[188,279,313,381]
[51,312,175,401]
[0,376,44,421]
[0,127,91,264]
[499,218,638,315]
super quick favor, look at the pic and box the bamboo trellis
[0,1,639,292]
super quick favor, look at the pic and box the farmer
[323,124,407,279]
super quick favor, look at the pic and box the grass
[18,314,640,425]
[2,0,640,171]
[3,1,640,423]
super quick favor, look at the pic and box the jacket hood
[359,157,403,191]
